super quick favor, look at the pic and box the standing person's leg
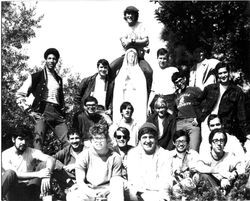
[54,120,69,148]
[109,56,124,81]
[44,103,69,148]
[34,117,47,150]
[176,118,201,152]
[199,117,211,155]
[186,119,201,152]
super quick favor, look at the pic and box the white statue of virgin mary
[113,48,147,126]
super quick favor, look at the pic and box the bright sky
[24,0,166,77]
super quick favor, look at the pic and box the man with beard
[74,59,114,112]
[147,96,176,150]
[72,96,110,147]
[66,123,123,201]
[110,6,153,97]
[126,122,171,201]
[2,126,55,201]
[171,72,203,152]
[196,129,245,193]
[109,102,139,147]
[16,48,69,150]
[198,62,250,144]
[168,130,200,199]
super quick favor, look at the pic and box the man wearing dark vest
[16,48,69,150]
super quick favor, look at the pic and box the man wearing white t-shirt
[110,6,153,97]
[2,126,55,201]
[148,48,179,115]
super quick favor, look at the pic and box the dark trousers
[2,170,41,201]
[34,102,69,150]
[199,173,220,188]
[36,161,75,191]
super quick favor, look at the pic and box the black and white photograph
[1,1,250,200]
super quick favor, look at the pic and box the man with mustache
[126,122,171,201]
[51,130,85,199]
[198,62,250,144]
[2,126,55,201]
[16,48,69,150]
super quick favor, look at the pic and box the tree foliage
[155,1,250,76]
[1,2,43,150]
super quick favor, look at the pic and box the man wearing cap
[126,122,171,201]
[110,6,153,97]
[16,48,69,150]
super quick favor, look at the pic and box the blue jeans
[34,102,69,150]
[176,118,201,152]
[2,170,41,201]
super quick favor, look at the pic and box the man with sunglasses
[113,127,133,180]
[72,96,110,147]
[196,129,244,193]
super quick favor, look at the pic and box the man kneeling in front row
[2,126,55,201]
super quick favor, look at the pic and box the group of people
[2,4,250,201]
